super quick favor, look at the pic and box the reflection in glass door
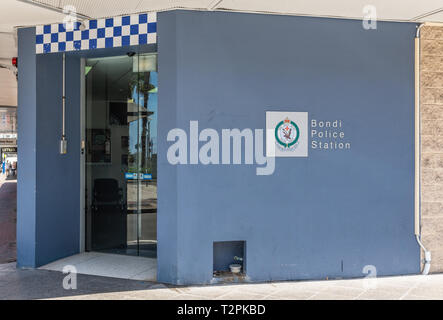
[85,53,157,258]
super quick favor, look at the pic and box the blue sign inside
[125,173,152,180]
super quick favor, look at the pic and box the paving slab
[0,174,16,264]
[40,252,157,281]
[2,262,443,300]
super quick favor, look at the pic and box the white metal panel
[0,0,65,31]
[0,69,16,106]
[0,30,17,107]
[0,33,16,60]
[58,0,144,18]
[218,0,443,21]
[17,0,443,22]
[420,10,443,22]
[24,0,214,18]
[136,0,213,13]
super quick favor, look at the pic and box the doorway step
[39,252,156,281]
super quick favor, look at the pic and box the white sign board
[266,111,308,157]
[0,134,17,139]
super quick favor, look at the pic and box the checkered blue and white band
[36,12,157,54]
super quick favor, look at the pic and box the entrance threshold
[39,252,156,281]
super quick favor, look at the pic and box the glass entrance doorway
[84,53,157,258]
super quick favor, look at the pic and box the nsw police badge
[275,118,300,150]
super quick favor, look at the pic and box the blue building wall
[157,12,179,283]
[17,27,82,267]
[157,11,419,284]
[17,28,37,267]
[18,10,420,284]
[34,53,81,266]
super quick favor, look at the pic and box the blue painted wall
[17,27,37,267]
[17,28,82,267]
[18,10,419,284]
[157,12,179,283]
[158,11,419,284]
[34,53,81,266]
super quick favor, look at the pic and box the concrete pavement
[1,262,443,300]
[1,172,443,300]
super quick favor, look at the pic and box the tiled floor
[40,252,157,281]
[1,261,443,300]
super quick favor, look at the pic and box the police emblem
[275,118,300,149]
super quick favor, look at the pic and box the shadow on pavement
[0,176,16,264]
[0,263,173,300]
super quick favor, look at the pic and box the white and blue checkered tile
[36,12,157,54]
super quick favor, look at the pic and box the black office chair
[92,178,124,211]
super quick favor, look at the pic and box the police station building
[16,9,442,285]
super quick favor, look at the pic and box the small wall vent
[213,241,246,277]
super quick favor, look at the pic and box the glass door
[84,53,157,258]
[135,54,158,257]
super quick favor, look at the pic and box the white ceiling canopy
[14,0,443,23]
[0,0,64,32]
